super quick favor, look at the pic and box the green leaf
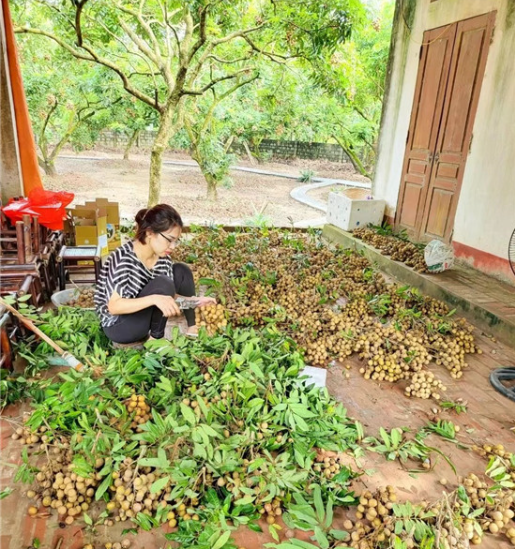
[324,497,334,529]
[457,485,469,503]
[269,542,319,549]
[180,403,197,426]
[197,395,210,418]
[391,428,402,447]
[206,488,221,507]
[313,484,325,522]
[290,403,316,418]
[354,421,364,441]
[0,488,13,500]
[201,424,221,439]
[379,427,391,449]
[211,530,232,549]
[95,473,112,501]
[249,362,265,380]
[83,512,93,526]
[135,512,155,531]
[234,495,255,507]
[269,523,281,542]
[313,526,330,549]
[329,529,349,541]
[150,476,170,494]
[248,458,266,472]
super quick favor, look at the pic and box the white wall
[374,0,515,261]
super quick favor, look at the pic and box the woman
[95,204,215,344]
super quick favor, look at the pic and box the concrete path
[290,179,370,213]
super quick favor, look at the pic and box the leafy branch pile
[353,227,427,273]
[176,228,480,397]
[12,310,363,546]
[8,307,514,548]
[273,472,515,549]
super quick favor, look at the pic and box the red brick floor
[1,329,514,548]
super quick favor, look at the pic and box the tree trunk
[123,129,140,160]
[148,102,177,207]
[189,141,219,202]
[38,156,57,176]
[205,174,218,201]
[333,135,371,179]
[44,162,58,176]
[243,141,257,165]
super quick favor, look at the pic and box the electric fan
[488,229,515,402]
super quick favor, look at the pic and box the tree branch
[200,72,259,133]
[74,0,89,47]
[181,68,255,96]
[212,24,265,46]
[186,7,208,64]
[114,1,174,88]
[80,11,162,92]
[186,24,264,89]
[240,34,292,63]
[351,104,372,122]
[15,26,162,113]
[40,100,59,152]
[206,53,254,64]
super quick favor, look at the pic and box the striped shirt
[94,241,174,327]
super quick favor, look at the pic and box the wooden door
[396,24,456,238]
[396,12,496,242]
[420,12,495,241]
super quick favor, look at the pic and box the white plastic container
[327,189,385,231]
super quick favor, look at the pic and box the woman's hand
[195,296,217,308]
[153,295,181,317]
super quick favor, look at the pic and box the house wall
[374,0,515,282]
[0,7,22,203]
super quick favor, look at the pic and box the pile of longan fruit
[69,287,95,308]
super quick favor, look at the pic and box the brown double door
[396,12,496,242]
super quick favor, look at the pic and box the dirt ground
[43,150,368,225]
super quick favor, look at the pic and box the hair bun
[134,204,183,245]
[135,208,149,225]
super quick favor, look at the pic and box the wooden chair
[57,245,102,290]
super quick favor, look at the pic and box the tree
[14,0,364,205]
[308,0,395,175]
[215,0,394,177]
[184,69,258,200]
[18,36,119,175]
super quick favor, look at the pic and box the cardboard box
[83,198,121,251]
[71,206,109,256]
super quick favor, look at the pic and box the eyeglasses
[159,232,180,248]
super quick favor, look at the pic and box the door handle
[428,151,440,164]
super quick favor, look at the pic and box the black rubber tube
[489,367,515,402]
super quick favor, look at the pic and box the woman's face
[147,225,182,257]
